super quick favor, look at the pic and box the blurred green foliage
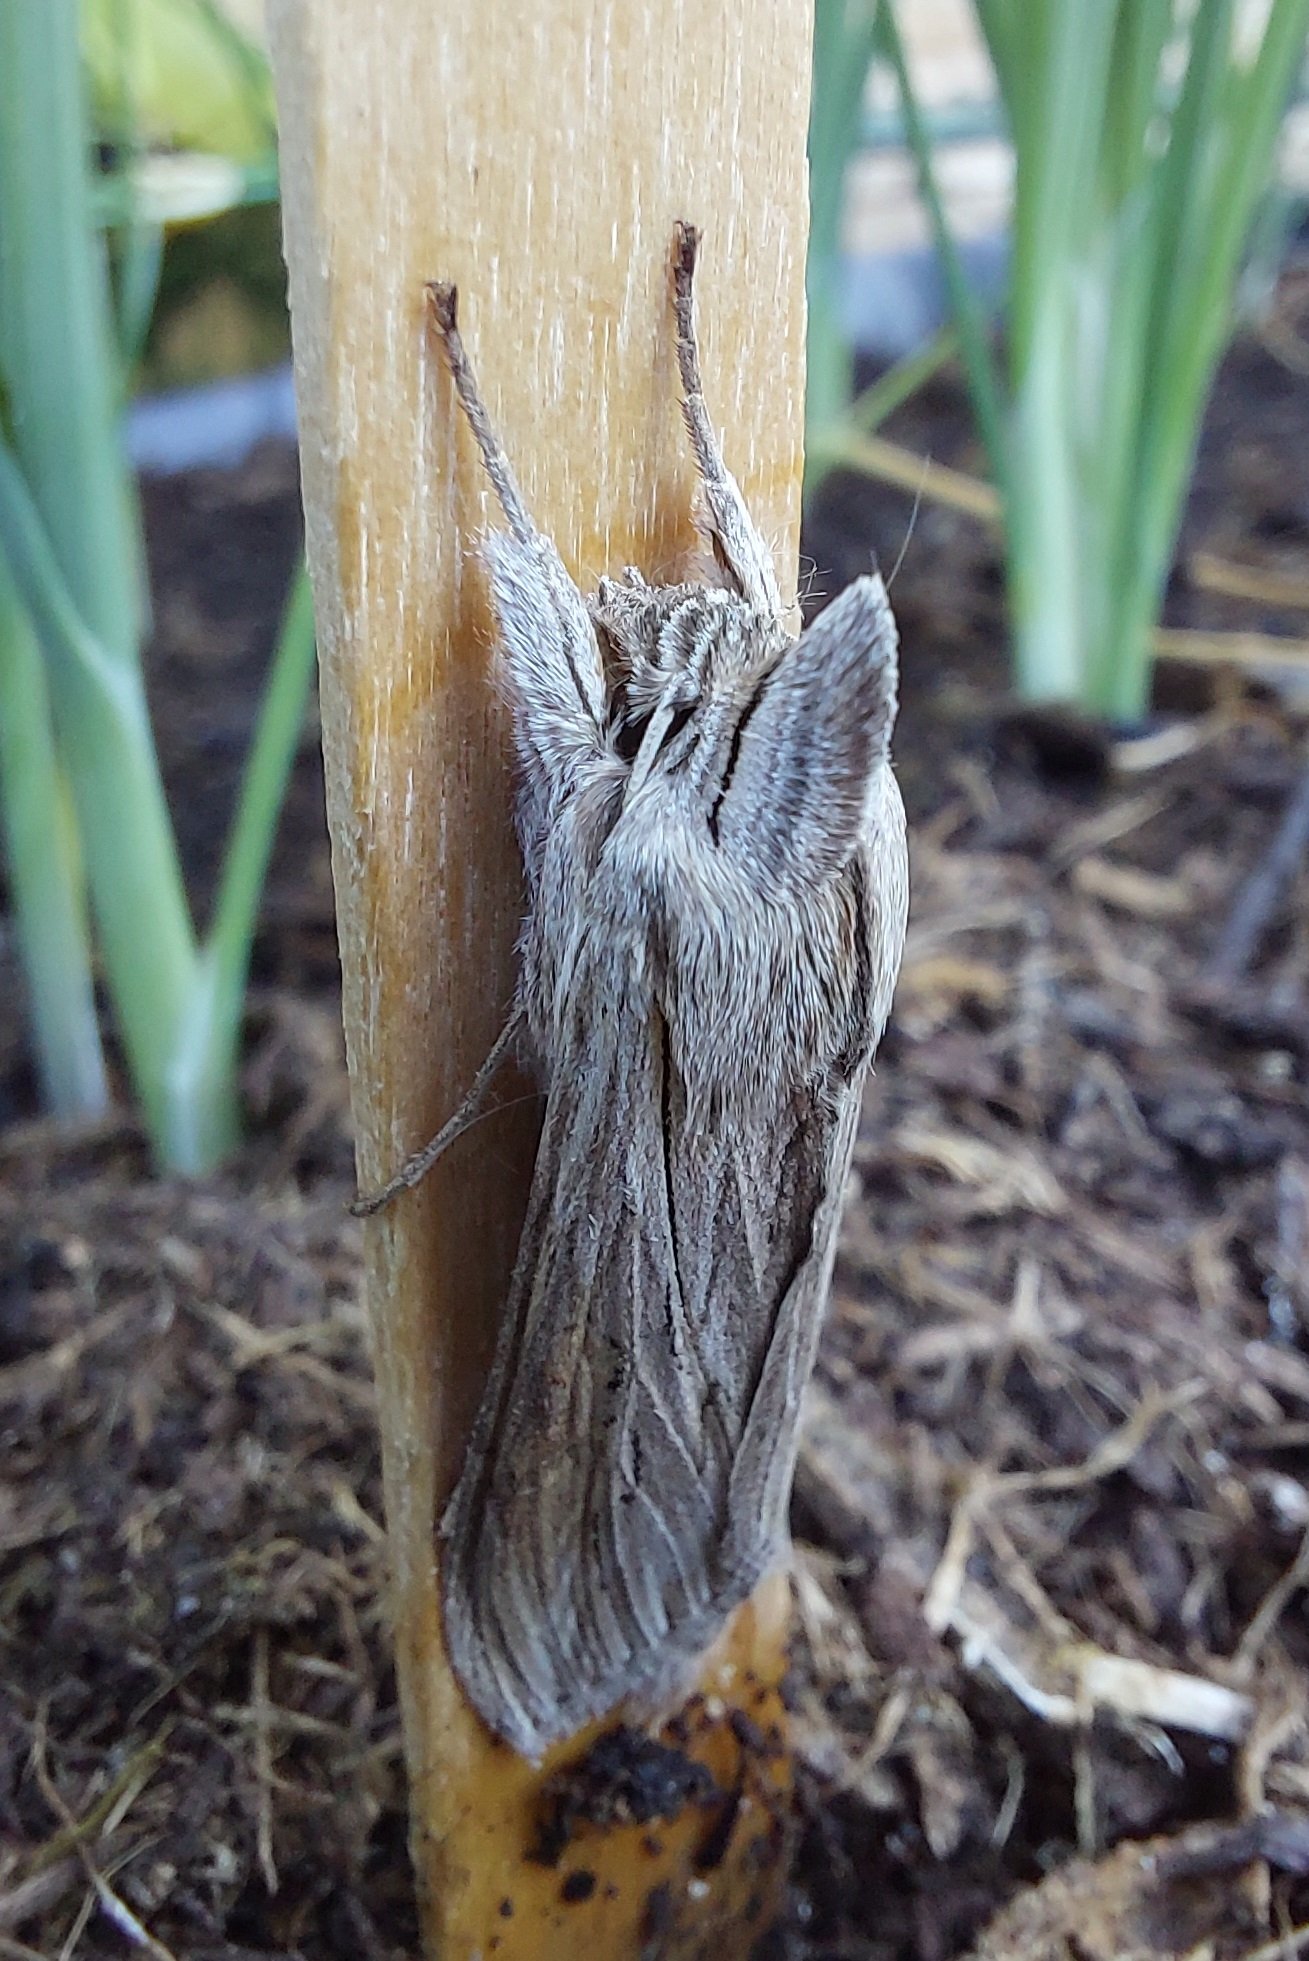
[84,0,275,161]
[0,0,313,1169]
[807,0,1309,718]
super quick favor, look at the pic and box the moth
[361,223,908,1759]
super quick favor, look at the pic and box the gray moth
[360,223,908,1760]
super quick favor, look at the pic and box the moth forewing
[713,572,901,892]
[430,227,908,1759]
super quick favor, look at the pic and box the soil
[3,271,1309,1960]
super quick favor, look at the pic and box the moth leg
[350,1008,525,1216]
[671,221,782,618]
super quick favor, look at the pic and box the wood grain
[268,1,812,1950]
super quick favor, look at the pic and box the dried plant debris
[960,1816,1309,1961]
[5,697,1308,1960]
[5,290,1309,1957]
[778,693,1309,1957]
[0,1162,414,1961]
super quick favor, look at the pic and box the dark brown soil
[3,271,1309,1960]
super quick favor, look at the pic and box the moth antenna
[669,222,782,616]
[670,222,709,442]
[426,280,536,547]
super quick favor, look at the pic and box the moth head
[609,572,902,902]
[593,577,786,783]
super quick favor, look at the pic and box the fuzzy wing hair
[439,983,861,1760]
[747,572,906,1054]
[483,529,607,890]
[715,572,899,891]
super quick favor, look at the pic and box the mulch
[2,273,1309,1959]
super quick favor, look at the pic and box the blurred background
[3,5,1309,1958]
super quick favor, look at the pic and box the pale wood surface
[269,1,812,1950]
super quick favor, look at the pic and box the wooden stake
[268,3,812,1952]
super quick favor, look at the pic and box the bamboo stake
[268,4,812,1953]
